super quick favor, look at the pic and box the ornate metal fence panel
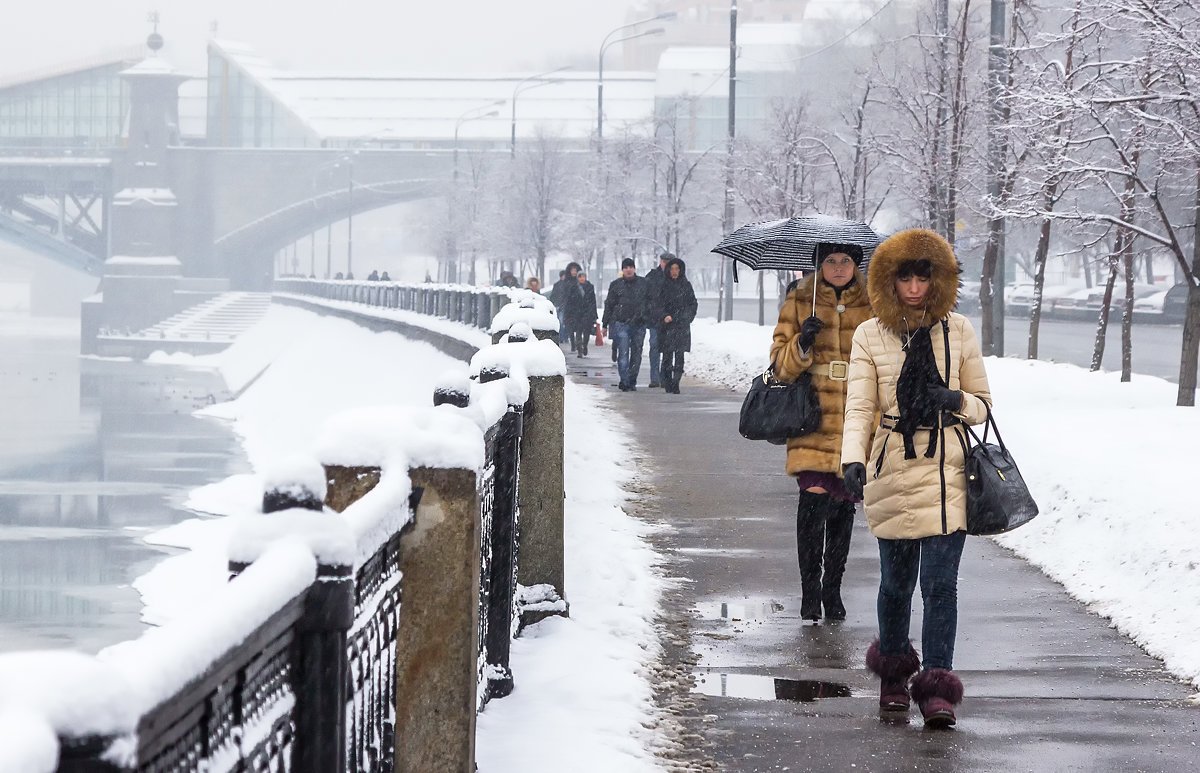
[476,424,498,711]
[129,596,305,772]
[346,533,403,773]
[481,407,522,704]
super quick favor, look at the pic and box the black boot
[822,499,854,620]
[796,491,826,621]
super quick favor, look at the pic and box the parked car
[1051,287,1110,320]
[1133,289,1169,323]
[1007,283,1078,317]
[1162,282,1190,324]
[957,280,981,315]
[1082,283,1162,318]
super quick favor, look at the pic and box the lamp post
[720,0,738,323]
[512,66,570,157]
[345,157,355,279]
[597,25,667,151]
[450,102,503,283]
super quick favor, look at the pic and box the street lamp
[597,12,674,149]
[597,25,666,151]
[333,154,357,279]
[454,101,504,183]
[512,66,571,157]
[449,102,503,282]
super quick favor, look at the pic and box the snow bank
[475,381,667,772]
[688,319,1200,689]
[985,358,1200,689]
[0,712,57,773]
[136,305,464,625]
[274,292,492,352]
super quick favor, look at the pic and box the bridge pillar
[98,47,189,336]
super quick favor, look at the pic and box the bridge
[0,33,652,345]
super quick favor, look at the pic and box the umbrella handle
[811,269,818,317]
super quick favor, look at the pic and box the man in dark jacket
[602,257,647,391]
[642,251,672,388]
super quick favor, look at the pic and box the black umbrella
[711,215,884,273]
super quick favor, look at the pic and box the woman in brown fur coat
[840,228,992,728]
[769,243,873,622]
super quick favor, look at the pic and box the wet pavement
[567,347,1200,772]
[0,317,246,653]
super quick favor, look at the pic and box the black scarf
[895,325,946,459]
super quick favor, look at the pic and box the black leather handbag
[738,368,821,443]
[962,407,1039,535]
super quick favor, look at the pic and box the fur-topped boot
[909,668,964,728]
[865,639,920,714]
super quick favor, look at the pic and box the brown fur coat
[770,268,873,476]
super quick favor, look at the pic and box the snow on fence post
[488,291,560,345]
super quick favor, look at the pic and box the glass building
[0,58,136,148]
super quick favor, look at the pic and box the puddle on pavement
[694,599,787,621]
[693,673,854,702]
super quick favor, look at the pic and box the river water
[0,314,245,654]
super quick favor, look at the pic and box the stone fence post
[517,374,567,623]
[324,461,479,773]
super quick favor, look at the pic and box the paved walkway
[567,348,1199,773]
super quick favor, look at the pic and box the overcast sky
[0,0,640,78]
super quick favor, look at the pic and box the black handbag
[962,407,1039,535]
[738,368,821,443]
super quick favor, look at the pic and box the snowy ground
[140,304,668,769]
[476,381,667,772]
[687,316,1200,691]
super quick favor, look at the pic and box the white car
[1133,289,1168,318]
[1007,284,1077,317]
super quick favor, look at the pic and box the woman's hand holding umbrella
[798,315,824,351]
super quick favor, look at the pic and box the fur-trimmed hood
[867,228,960,333]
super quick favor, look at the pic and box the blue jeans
[557,309,569,343]
[611,322,645,388]
[647,325,662,385]
[877,530,966,670]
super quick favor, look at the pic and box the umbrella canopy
[712,215,884,272]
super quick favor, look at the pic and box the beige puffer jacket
[840,229,992,539]
[770,269,873,476]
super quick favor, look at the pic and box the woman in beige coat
[840,228,991,728]
[770,243,873,622]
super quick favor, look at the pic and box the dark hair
[896,259,933,280]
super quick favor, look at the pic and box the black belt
[879,413,961,431]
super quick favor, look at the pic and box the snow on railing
[0,301,567,773]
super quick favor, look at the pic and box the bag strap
[961,405,1007,454]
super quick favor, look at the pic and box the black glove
[842,463,866,499]
[929,386,963,413]
[798,315,824,351]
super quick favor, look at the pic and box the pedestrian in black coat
[654,257,697,393]
[565,272,598,357]
[642,251,672,387]
[549,262,581,348]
